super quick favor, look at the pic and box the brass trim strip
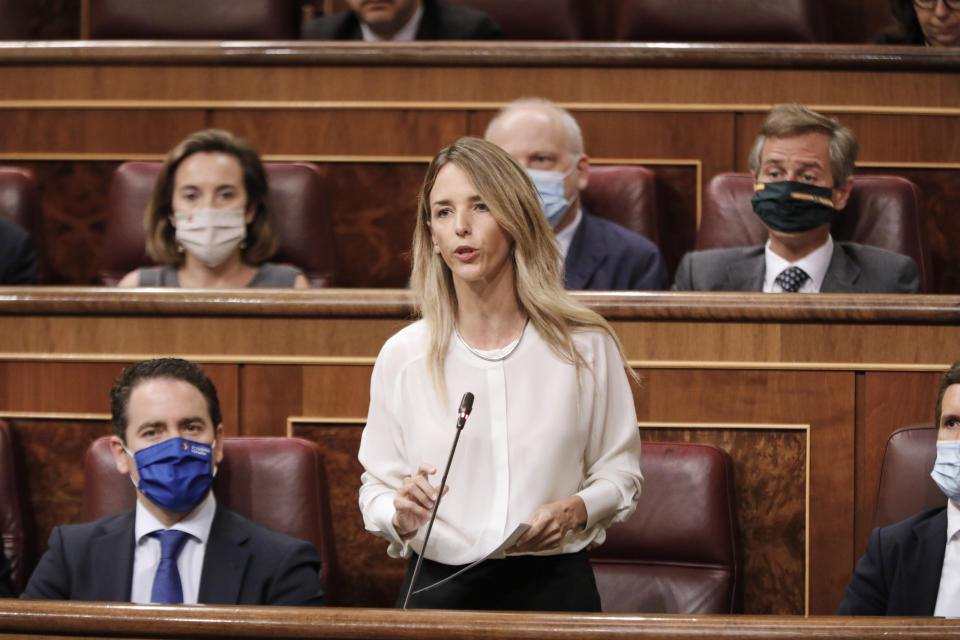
[0,411,109,420]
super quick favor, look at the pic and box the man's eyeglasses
[914,0,959,10]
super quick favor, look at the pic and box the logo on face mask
[751,181,839,233]
[125,437,216,513]
[932,440,960,503]
[527,164,577,228]
[174,208,247,268]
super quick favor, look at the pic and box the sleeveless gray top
[137,263,303,287]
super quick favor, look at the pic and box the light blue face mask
[931,440,960,503]
[527,163,577,228]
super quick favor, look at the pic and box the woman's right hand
[392,463,449,540]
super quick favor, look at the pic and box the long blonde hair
[410,136,636,395]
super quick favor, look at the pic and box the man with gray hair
[673,103,920,293]
[485,98,668,291]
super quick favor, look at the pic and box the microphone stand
[402,392,474,609]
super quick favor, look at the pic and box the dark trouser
[396,550,602,612]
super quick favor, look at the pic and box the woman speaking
[359,137,643,612]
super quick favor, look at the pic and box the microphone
[402,391,474,609]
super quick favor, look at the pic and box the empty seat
[698,173,929,291]
[80,435,341,603]
[590,441,739,613]
[97,161,338,287]
[617,0,828,43]
[86,0,299,39]
[581,165,659,244]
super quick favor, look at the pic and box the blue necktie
[775,266,810,293]
[150,529,192,604]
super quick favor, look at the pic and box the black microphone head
[459,392,475,416]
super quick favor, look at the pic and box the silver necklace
[454,318,529,362]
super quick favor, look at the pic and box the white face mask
[174,209,247,268]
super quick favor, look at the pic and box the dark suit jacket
[672,241,921,293]
[837,506,947,616]
[0,550,14,597]
[0,218,38,284]
[302,0,501,40]
[565,212,669,291]
[21,503,323,605]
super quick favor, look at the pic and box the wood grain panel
[640,369,854,613]
[640,427,807,615]
[213,110,468,158]
[324,163,424,287]
[0,110,206,155]
[7,417,112,574]
[858,371,941,553]
[290,420,404,608]
[238,365,303,437]
[301,366,374,417]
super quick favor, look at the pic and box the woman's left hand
[507,496,587,553]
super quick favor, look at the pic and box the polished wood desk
[2,600,960,640]
[1,289,956,613]
[0,42,958,290]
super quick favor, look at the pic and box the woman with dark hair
[358,137,643,612]
[118,129,308,288]
[878,0,959,46]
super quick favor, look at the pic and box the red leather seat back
[580,165,659,244]
[617,0,828,42]
[590,441,739,613]
[87,0,299,39]
[873,425,943,529]
[80,436,341,603]
[446,0,592,39]
[698,173,929,291]
[97,161,338,287]
[0,420,25,592]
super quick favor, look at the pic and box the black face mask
[751,180,839,233]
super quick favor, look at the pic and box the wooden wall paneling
[212,109,469,158]
[301,364,375,417]
[5,417,112,574]
[885,167,960,294]
[640,368,854,614]
[290,418,403,608]
[0,361,124,413]
[639,426,808,615]
[857,371,941,554]
[615,321,784,363]
[0,314,404,358]
[323,163,425,287]
[0,109,207,155]
[238,364,304,437]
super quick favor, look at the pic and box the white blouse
[358,320,643,566]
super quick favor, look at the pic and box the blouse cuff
[576,478,621,531]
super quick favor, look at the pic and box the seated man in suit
[302,0,501,41]
[0,218,38,284]
[673,104,920,293]
[485,98,669,291]
[838,360,960,616]
[22,358,324,606]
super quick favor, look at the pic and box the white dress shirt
[935,500,960,617]
[359,4,424,41]
[763,235,834,293]
[359,320,643,565]
[131,491,216,604]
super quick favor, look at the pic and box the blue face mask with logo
[125,437,216,513]
[527,164,576,228]
[932,440,960,503]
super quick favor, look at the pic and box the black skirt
[396,550,601,612]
